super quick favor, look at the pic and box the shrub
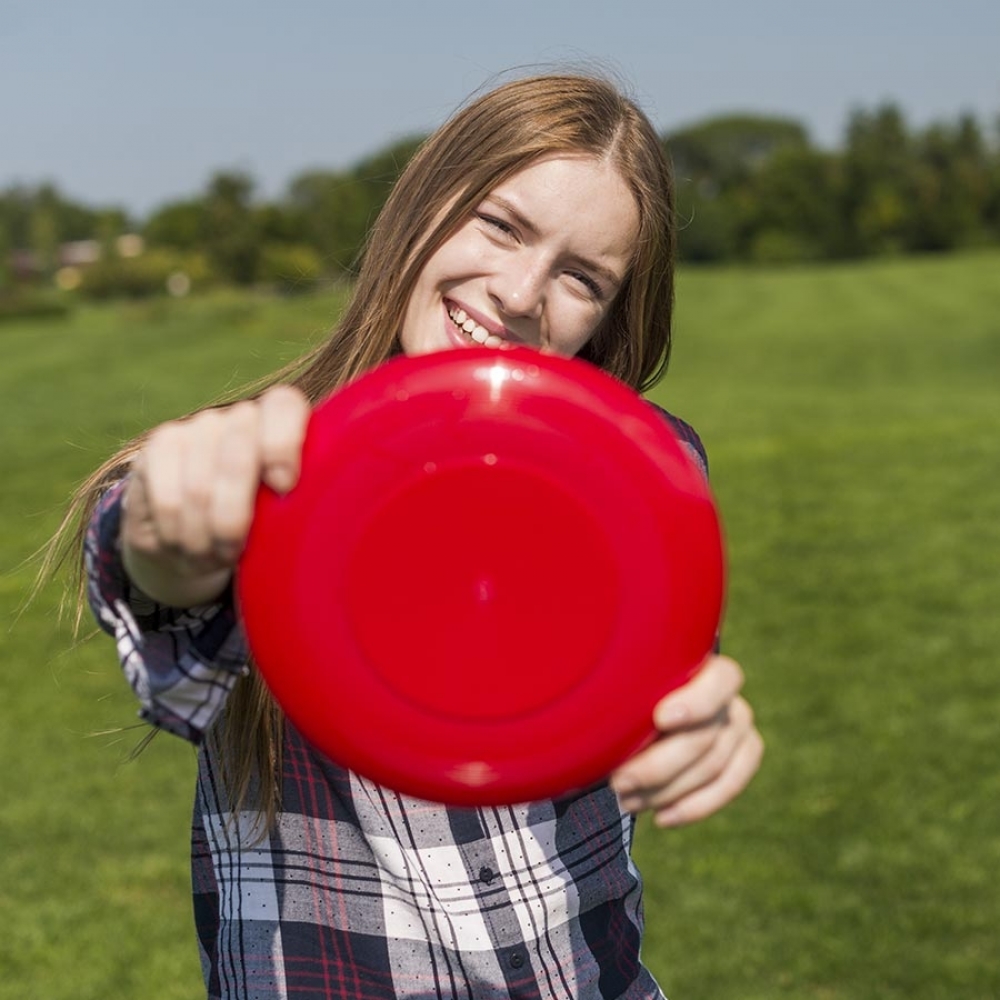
[77,250,212,300]
[258,243,324,294]
[675,185,740,263]
[0,290,72,322]
[749,228,824,265]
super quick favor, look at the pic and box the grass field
[2,252,999,998]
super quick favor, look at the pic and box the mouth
[445,300,519,349]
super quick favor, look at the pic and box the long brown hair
[51,71,678,831]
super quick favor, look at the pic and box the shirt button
[509,952,525,969]
[478,866,496,885]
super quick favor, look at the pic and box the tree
[666,114,810,189]
[0,214,10,290]
[673,180,741,263]
[28,185,61,276]
[144,199,206,251]
[743,146,845,261]
[908,115,993,251]
[665,115,812,262]
[840,103,918,255]
[286,134,424,274]
[286,170,369,272]
[202,171,261,285]
[985,114,1000,236]
[0,186,33,250]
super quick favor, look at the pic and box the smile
[447,305,506,348]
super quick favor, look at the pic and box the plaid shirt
[86,412,707,1000]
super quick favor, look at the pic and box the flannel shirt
[86,411,708,1000]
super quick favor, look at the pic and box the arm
[86,385,311,741]
[85,480,249,741]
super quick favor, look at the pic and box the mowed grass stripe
[2,253,997,998]
[639,253,999,998]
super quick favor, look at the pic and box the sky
[2,0,999,219]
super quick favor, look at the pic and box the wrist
[121,542,233,609]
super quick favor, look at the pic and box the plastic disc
[236,347,725,805]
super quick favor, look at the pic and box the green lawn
[2,253,999,998]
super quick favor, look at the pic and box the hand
[121,385,311,608]
[609,654,763,828]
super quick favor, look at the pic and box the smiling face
[399,154,641,360]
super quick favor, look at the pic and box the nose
[488,254,545,320]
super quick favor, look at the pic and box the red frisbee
[237,347,725,806]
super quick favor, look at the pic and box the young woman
[70,73,762,999]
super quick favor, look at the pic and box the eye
[476,213,517,240]
[568,270,604,299]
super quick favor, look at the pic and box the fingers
[257,384,311,493]
[127,420,188,554]
[138,407,246,561]
[209,401,263,560]
[120,385,311,605]
[179,408,230,557]
[611,696,759,821]
[652,724,764,828]
[608,654,763,827]
[652,654,745,732]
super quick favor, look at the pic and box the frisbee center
[345,463,618,723]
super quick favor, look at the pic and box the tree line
[2,102,998,300]
[670,105,1000,263]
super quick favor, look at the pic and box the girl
[68,73,762,999]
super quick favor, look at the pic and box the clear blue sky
[3,0,998,219]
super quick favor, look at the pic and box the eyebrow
[483,194,627,291]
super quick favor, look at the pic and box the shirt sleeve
[85,479,250,743]
[648,403,710,481]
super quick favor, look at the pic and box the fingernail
[655,703,690,729]
[611,777,640,813]
[611,775,636,795]
[267,465,295,494]
[655,807,684,828]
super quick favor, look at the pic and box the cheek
[398,278,438,355]
[398,252,451,353]
[424,226,480,275]
[556,304,611,357]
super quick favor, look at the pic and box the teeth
[449,306,498,347]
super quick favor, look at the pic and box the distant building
[9,249,40,280]
[6,235,145,281]
[58,240,101,267]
